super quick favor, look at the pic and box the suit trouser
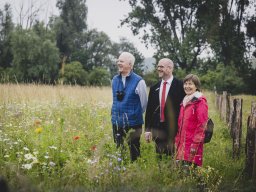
[153,122,175,158]
[112,125,142,162]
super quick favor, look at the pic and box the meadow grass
[0,84,255,191]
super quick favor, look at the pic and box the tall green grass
[0,84,255,191]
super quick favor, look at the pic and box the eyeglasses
[157,65,172,69]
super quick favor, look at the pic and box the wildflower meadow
[0,84,255,191]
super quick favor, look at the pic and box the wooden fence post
[215,91,221,111]
[229,97,234,134]
[220,91,230,124]
[215,91,218,110]
[230,98,243,159]
[218,95,222,112]
[245,102,256,178]
[226,93,231,125]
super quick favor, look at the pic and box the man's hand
[144,131,152,143]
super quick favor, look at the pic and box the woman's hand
[190,148,197,155]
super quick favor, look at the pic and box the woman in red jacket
[175,74,208,167]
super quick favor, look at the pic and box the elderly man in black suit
[145,58,185,158]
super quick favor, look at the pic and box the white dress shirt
[159,76,173,103]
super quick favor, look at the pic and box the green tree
[0,3,14,68]
[121,0,256,93]
[71,30,145,79]
[121,0,209,71]
[208,1,249,72]
[55,0,87,77]
[11,28,59,82]
[246,16,256,57]
[72,29,113,72]
[33,21,56,42]
[245,14,256,94]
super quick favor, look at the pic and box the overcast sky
[0,0,155,58]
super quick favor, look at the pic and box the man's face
[157,60,173,80]
[116,54,132,75]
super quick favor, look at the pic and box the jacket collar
[118,71,133,78]
[182,91,203,106]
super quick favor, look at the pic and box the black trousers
[153,122,175,158]
[112,125,142,162]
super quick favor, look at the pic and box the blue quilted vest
[111,72,143,128]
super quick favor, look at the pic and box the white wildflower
[24,153,37,161]
[49,145,57,150]
[49,161,56,167]
[22,163,32,170]
[23,147,29,151]
[44,155,49,159]
[87,158,98,165]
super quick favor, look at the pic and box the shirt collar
[119,70,133,78]
[161,76,173,85]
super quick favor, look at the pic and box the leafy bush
[61,61,89,85]
[200,64,246,94]
[143,71,159,87]
[89,67,111,86]
[0,67,18,83]
[174,68,187,80]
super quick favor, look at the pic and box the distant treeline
[0,0,256,94]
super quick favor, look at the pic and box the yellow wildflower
[35,127,43,134]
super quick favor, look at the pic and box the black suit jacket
[145,77,185,141]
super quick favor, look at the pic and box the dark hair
[183,74,201,91]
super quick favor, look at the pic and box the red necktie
[160,81,167,122]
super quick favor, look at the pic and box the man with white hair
[111,52,147,162]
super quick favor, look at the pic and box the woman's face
[184,80,197,95]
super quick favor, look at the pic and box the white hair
[120,52,135,68]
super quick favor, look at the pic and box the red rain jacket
[175,94,208,166]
